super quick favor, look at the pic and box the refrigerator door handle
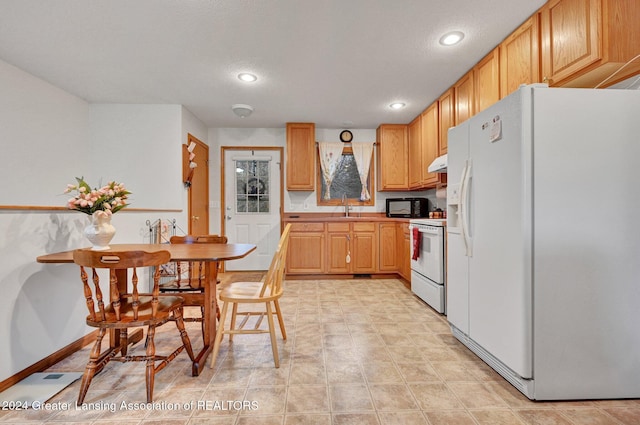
[460,160,473,257]
[459,160,469,254]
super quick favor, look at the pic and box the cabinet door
[438,89,454,155]
[376,124,409,191]
[420,103,442,187]
[454,71,474,125]
[396,222,411,281]
[408,115,422,189]
[352,231,377,273]
[286,222,325,274]
[378,223,398,271]
[286,123,315,190]
[500,15,540,98]
[540,0,601,86]
[475,49,501,113]
[327,222,351,273]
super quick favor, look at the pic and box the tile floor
[2,276,639,424]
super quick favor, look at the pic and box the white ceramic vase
[83,212,116,251]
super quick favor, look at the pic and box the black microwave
[386,198,430,218]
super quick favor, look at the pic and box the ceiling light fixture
[238,73,257,82]
[232,104,254,118]
[389,102,406,110]
[439,31,465,46]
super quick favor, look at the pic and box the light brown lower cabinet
[285,220,410,279]
[286,222,325,274]
[378,223,398,271]
[397,222,411,281]
[327,223,350,273]
[326,222,377,274]
[352,223,377,273]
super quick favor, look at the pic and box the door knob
[191,216,199,221]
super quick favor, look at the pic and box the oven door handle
[418,228,436,234]
[409,226,440,235]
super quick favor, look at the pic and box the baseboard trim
[0,330,98,393]
[284,273,402,280]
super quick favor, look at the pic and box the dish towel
[412,227,421,260]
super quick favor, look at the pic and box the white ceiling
[0,0,547,129]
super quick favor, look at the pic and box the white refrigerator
[446,84,640,400]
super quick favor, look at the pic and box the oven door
[409,225,444,284]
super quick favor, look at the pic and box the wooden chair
[210,224,291,369]
[72,249,195,404]
[160,235,228,342]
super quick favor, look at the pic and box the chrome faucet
[342,194,350,217]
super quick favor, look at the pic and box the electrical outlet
[303,201,309,210]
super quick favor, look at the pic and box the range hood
[428,154,447,173]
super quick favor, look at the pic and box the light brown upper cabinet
[376,124,409,191]
[454,71,475,125]
[540,0,640,88]
[500,15,541,98]
[438,88,455,156]
[420,102,445,188]
[408,103,445,190]
[455,49,500,124]
[407,115,422,189]
[286,122,315,190]
[475,49,501,113]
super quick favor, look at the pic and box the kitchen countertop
[282,212,412,222]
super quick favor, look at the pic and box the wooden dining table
[37,242,256,376]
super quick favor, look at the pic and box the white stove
[409,218,446,313]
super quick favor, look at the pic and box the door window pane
[235,159,270,213]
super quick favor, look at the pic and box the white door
[224,149,281,271]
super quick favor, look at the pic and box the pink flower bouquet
[64,177,130,216]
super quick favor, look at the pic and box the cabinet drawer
[327,222,350,232]
[353,222,375,232]
[289,222,325,232]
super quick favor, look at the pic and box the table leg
[191,260,218,376]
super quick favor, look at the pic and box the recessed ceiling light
[389,102,406,110]
[238,73,257,82]
[439,31,465,46]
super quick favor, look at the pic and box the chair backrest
[260,224,292,298]
[169,235,228,287]
[73,249,171,322]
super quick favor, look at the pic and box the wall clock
[340,130,353,143]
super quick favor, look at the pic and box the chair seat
[219,281,282,303]
[86,295,184,328]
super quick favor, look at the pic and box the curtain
[318,141,344,200]
[351,141,375,201]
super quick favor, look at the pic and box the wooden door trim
[187,134,209,234]
[220,146,284,238]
